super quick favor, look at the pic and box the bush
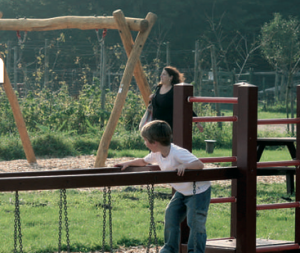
[32,133,76,158]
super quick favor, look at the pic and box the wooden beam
[113,9,152,106]
[0,15,148,32]
[1,57,36,164]
[0,167,237,192]
[94,12,157,167]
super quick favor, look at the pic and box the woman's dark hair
[159,66,185,86]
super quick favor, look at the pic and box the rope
[95,28,108,43]
[16,31,27,45]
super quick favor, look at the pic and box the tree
[260,13,300,133]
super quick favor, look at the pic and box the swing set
[0,9,156,166]
[1,9,300,253]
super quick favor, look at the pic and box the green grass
[0,182,295,253]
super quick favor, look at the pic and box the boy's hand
[176,164,186,176]
[114,162,130,171]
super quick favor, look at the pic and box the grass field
[0,182,295,253]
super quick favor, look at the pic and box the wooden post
[295,85,300,244]
[210,45,221,128]
[94,12,157,167]
[100,37,106,125]
[194,40,199,95]
[230,83,240,238]
[173,83,193,152]
[166,41,170,66]
[235,83,257,253]
[13,46,17,89]
[2,57,36,163]
[44,38,49,87]
[173,83,194,252]
[113,9,152,106]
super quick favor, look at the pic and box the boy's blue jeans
[160,187,211,253]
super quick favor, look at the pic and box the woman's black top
[152,85,198,131]
[152,85,174,129]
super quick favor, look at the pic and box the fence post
[173,83,193,152]
[173,83,193,251]
[235,83,257,253]
[295,85,300,244]
[230,83,240,238]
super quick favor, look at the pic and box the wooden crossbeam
[0,14,148,32]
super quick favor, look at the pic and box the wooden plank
[0,167,237,192]
[113,9,152,106]
[1,56,36,164]
[94,12,157,167]
[0,15,148,32]
[0,165,161,178]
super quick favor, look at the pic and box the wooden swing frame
[0,9,157,165]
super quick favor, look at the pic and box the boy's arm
[175,159,204,176]
[114,158,148,171]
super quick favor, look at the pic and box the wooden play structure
[173,82,300,253]
[0,82,299,253]
[0,10,157,166]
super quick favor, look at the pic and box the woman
[150,66,203,131]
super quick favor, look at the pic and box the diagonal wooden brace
[95,12,157,167]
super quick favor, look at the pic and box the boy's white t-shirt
[144,143,211,196]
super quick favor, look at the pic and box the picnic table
[256,137,296,194]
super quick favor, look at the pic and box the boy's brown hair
[141,120,172,146]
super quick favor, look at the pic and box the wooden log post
[173,83,194,252]
[113,9,152,106]
[230,83,240,238]
[0,15,148,32]
[295,85,300,244]
[1,57,36,164]
[235,83,257,253]
[94,12,157,167]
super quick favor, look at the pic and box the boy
[115,120,211,253]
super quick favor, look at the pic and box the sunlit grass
[0,182,295,252]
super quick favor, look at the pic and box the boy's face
[143,137,159,153]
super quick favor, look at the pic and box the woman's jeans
[160,187,211,253]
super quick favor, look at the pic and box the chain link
[102,187,107,253]
[14,191,23,253]
[147,184,158,253]
[108,187,113,253]
[62,189,70,253]
[193,182,197,253]
[58,189,70,253]
[58,190,63,253]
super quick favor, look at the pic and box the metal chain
[108,187,113,253]
[14,191,23,253]
[62,189,70,253]
[58,189,63,253]
[102,187,107,253]
[193,182,197,253]
[58,189,70,253]
[146,184,158,253]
